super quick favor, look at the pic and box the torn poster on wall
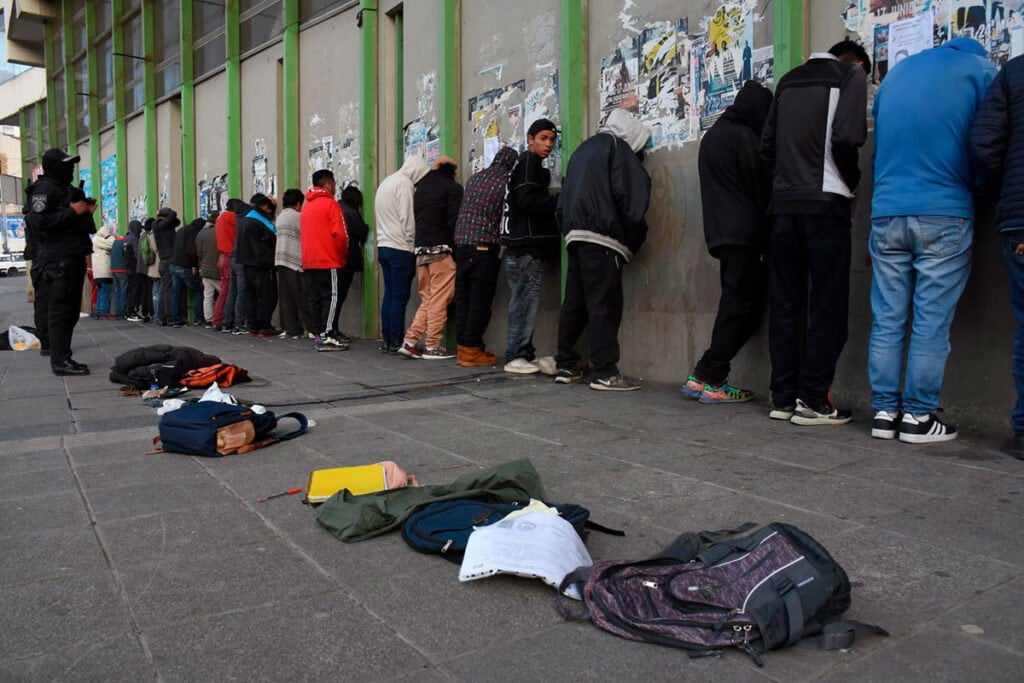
[130,194,147,223]
[197,174,230,218]
[100,154,117,228]
[600,1,762,149]
[405,71,441,165]
[251,137,276,198]
[334,102,360,190]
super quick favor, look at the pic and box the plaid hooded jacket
[454,146,519,246]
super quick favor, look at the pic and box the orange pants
[404,255,456,349]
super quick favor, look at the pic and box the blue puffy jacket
[972,53,1024,232]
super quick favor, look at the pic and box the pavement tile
[0,490,91,537]
[0,463,77,501]
[0,527,108,589]
[117,542,337,630]
[643,448,819,495]
[0,633,155,682]
[953,473,1024,515]
[0,572,129,661]
[828,451,1005,497]
[74,455,205,491]
[0,448,68,476]
[85,476,232,523]
[937,577,1024,654]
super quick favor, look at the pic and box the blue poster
[3,215,26,251]
[79,168,92,197]
[101,154,117,228]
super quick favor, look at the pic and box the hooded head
[943,36,987,58]
[491,146,519,172]
[128,220,142,237]
[722,80,773,136]
[41,148,79,185]
[399,155,430,185]
[97,225,115,239]
[599,109,649,154]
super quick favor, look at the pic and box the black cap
[527,118,559,138]
[42,148,80,165]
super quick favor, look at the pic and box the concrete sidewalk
[1,276,1022,682]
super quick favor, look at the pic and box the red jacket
[215,210,236,255]
[301,187,348,269]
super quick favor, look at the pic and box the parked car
[0,252,27,277]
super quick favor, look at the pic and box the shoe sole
[790,415,852,426]
[769,410,795,420]
[680,387,703,399]
[397,349,421,359]
[315,346,348,352]
[699,395,754,405]
[899,432,958,444]
[423,355,455,360]
[554,376,580,384]
[457,360,497,367]
[871,428,897,439]
[589,382,640,391]
[505,366,540,374]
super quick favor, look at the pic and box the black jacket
[761,54,867,215]
[699,81,774,253]
[152,209,181,260]
[124,220,142,274]
[23,153,93,262]
[502,151,559,254]
[171,219,203,269]
[971,55,1024,232]
[340,200,369,273]
[234,210,277,268]
[414,169,464,248]
[557,131,651,260]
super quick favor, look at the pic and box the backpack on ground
[402,498,623,563]
[557,522,886,667]
[141,232,157,265]
[180,363,251,389]
[150,401,307,457]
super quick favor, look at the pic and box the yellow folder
[305,464,389,504]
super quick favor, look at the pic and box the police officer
[23,148,96,376]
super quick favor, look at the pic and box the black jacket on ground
[699,81,774,254]
[503,151,559,255]
[557,131,651,259]
[152,209,181,260]
[171,219,203,269]
[23,152,93,262]
[761,54,867,215]
[414,169,464,248]
[108,344,221,389]
[971,55,1024,232]
[234,211,277,268]
[340,200,369,272]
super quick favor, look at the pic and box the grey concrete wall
[195,70,229,201]
[241,42,282,200]
[156,99,182,211]
[125,113,146,222]
[461,0,563,358]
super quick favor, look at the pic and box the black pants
[454,245,501,349]
[556,242,625,381]
[126,272,144,316]
[31,264,49,349]
[40,257,87,365]
[158,260,172,323]
[277,266,313,336]
[243,265,277,332]
[694,246,767,386]
[768,213,851,410]
[304,268,347,338]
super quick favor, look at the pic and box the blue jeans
[94,278,112,316]
[504,251,545,362]
[1003,232,1024,435]
[170,264,204,324]
[868,216,973,414]
[378,246,416,343]
[112,273,128,316]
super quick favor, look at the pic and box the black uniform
[23,149,94,372]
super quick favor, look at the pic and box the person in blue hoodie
[869,37,995,445]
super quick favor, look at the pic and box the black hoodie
[152,208,181,260]
[698,80,774,253]
[124,220,143,274]
[22,149,92,261]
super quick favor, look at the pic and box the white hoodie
[599,108,650,154]
[375,155,430,252]
[92,226,116,279]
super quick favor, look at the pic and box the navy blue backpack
[401,498,623,562]
[151,401,308,457]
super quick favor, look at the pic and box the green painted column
[44,21,58,148]
[394,11,403,171]
[180,0,196,219]
[86,0,100,228]
[62,1,78,167]
[438,0,460,162]
[560,0,587,297]
[282,0,300,190]
[226,1,242,199]
[773,0,806,78]
[359,0,379,339]
[143,0,158,215]
[113,0,128,233]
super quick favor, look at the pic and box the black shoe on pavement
[554,368,583,384]
[52,360,90,376]
[898,413,958,444]
[790,398,852,426]
[589,375,641,391]
[871,410,900,439]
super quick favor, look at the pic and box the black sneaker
[589,375,641,392]
[899,413,957,444]
[790,398,852,426]
[871,410,900,440]
[554,368,583,384]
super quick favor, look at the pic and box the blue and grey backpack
[151,401,308,457]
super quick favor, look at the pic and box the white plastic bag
[8,326,41,351]
[199,382,237,405]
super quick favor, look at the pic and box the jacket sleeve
[348,211,369,246]
[333,202,349,268]
[831,66,868,191]
[511,161,558,216]
[399,183,416,246]
[760,93,780,167]
[447,183,464,236]
[971,68,1010,195]
[740,130,772,215]
[93,232,115,253]
[610,140,652,255]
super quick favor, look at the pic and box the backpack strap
[802,620,890,650]
[554,566,592,621]
[646,532,703,564]
[772,574,804,647]
[698,522,758,542]
[583,519,626,536]
[273,412,308,440]
[145,435,164,455]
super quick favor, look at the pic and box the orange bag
[180,363,251,388]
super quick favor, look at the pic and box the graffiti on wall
[404,71,440,164]
[100,154,117,228]
[602,1,765,149]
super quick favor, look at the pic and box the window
[52,19,65,65]
[73,56,89,135]
[240,0,282,52]
[23,106,37,155]
[97,38,115,127]
[123,13,145,112]
[39,105,49,151]
[95,1,113,35]
[194,0,225,77]
[52,76,67,149]
[154,0,181,96]
[123,0,142,13]
[300,0,343,23]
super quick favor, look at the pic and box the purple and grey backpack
[558,523,886,667]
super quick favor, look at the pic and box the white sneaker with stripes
[898,413,958,444]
